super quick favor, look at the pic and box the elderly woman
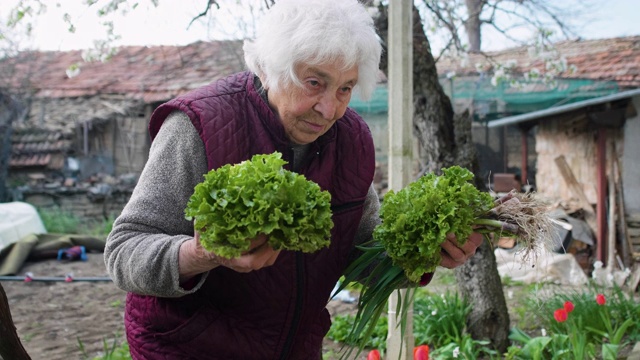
[104,0,482,359]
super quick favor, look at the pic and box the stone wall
[17,187,132,223]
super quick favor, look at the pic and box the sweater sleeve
[104,111,208,297]
[354,184,381,246]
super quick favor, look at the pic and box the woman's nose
[313,93,338,120]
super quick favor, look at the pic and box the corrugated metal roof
[487,88,640,128]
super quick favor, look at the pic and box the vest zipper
[279,252,305,360]
[278,201,364,359]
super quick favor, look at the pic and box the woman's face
[267,62,359,145]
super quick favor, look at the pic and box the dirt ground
[2,253,126,360]
[3,253,636,360]
[1,252,362,360]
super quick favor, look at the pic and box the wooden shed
[1,40,246,184]
[488,89,640,269]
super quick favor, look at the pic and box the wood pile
[628,213,640,260]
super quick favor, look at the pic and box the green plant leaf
[185,152,332,258]
[373,166,494,282]
[601,343,620,360]
[611,318,634,345]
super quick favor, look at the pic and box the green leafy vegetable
[184,152,333,258]
[335,165,555,359]
[374,165,495,282]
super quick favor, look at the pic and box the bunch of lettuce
[334,166,495,359]
[184,152,333,258]
[335,166,555,359]
[374,165,495,282]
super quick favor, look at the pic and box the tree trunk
[0,95,28,360]
[0,282,32,360]
[454,240,511,351]
[0,93,18,203]
[464,0,483,53]
[375,4,510,353]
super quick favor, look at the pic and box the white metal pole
[386,0,414,359]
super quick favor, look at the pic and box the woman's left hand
[439,232,483,269]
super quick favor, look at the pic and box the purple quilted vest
[125,72,375,359]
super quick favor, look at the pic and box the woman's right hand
[178,233,281,283]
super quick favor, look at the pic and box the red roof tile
[437,36,640,89]
[3,41,247,172]
[1,40,246,102]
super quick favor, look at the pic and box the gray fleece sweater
[104,111,381,298]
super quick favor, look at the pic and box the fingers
[232,245,280,273]
[467,232,483,248]
[241,234,269,256]
[439,251,461,269]
[193,231,280,273]
[440,237,473,263]
[228,235,280,272]
[264,248,281,267]
[439,232,484,269]
[439,242,467,269]
[185,231,280,279]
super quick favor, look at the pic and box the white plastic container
[0,202,47,252]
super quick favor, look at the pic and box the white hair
[243,0,382,101]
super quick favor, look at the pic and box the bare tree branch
[522,0,578,39]
[419,0,584,56]
[421,0,464,50]
[187,0,221,30]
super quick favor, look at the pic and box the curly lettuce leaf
[185,152,333,258]
[373,165,494,282]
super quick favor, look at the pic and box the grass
[36,209,639,359]
[326,286,498,359]
[37,208,114,237]
[78,333,131,360]
[35,208,125,359]
[327,268,640,359]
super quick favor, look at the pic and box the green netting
[350,85,390,114]
[349,87,388,114]
[349,77,620,117]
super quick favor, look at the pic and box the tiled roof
[1,40,247,103]
[3,36,637,105]
[3,40,247,172]
[8,95,148,170]
[12,96,142,133]
[10,130,71,170]
[436,36,640,89]
[4,37,638,173]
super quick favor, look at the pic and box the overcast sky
[3,0,639,52]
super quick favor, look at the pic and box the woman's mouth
[304,121,325,132]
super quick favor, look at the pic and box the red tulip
[367,349,381,360]
[414,345,429,360]
[563,301,574,313]
[596,293,606,306]
[554,308,568,322]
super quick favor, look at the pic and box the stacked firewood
[628,213,640,260]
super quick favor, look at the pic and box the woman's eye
[340,86,352,94]
[308,80,320,87]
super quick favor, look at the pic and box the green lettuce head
[373,166,494,282]
[185,152,333,258]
